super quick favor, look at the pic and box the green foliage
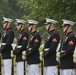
[0,0,76,36]
[18,0,76,36]
[0,0,26,33]
[18,0,76,20]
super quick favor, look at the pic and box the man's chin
[63,30,66,33]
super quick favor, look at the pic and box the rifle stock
[40,51,44,75]
[41,60,43,75]
[0,54,2,75]
[57,62,60,75]
[11,57,14,75]
[24,61,26,75]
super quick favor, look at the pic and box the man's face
[50,24,55,31]
[16,24,21,30]
[45,24,50,31]
[63,26,68,32]
[3,22,11,29]
[3,22,7,29]
[28,25,33,32]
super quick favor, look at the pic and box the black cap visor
[28,24,34,27]
[62,24,70,27]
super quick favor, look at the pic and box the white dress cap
[27,20,39,25]
[45,18,58,24]
[62,19,75,26]
[16,19,26,24]
[3,17,13,22]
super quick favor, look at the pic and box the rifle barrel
[0,55,2,75]
[41,60,43,75]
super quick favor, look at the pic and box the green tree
[0,0,26,32]
[18,0,76,36]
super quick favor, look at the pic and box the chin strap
[65,25,70,35]
[47,24,51,32]
[19,24,23,31]
[30,25,33,32]
[4,22,8,29]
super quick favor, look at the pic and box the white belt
[61,50,65,53]
[17,46,22,48]
[29,48,32,50]
[1,43,6,45]
[44,48,49,51]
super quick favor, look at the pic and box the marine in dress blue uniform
[13,19,29,75]
[59,19,76,75]
[26,20,41,75]
[0,17,14,75]
[43,18,60,75]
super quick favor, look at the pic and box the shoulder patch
[23,37,27,41]
[52,38,57,42]
[34,39,39,43]
[68,41,74,45]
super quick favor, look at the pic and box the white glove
[22,51,26,60]
[22,55,26,60]
[56,52,60,62]
[40,52,43,61]
[56,52,60,58]
[73,47,76,63]
[22,51,26,55]
[56,57,60,62]
[73,53,76,59]
[73,53,76,63]
[11,51,15,58]
[73,58,76,63]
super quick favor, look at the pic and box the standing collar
[66,32,73,36]
[6,28,12,31]
[20,29,25,34]
[31,31,37,35]
[49,30,55,34]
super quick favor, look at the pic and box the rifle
[56,36,65,75]
[0,53,2,75]
[57,62,60,75]
[24,60,26,75]
[73,47,76,75]
[40,52,43,75]
[41,59,43,75]
[11,57,14,75]
[22,51,27,75]
[11,50,15,75]
[56,43,60,75]
[56,53,60,75]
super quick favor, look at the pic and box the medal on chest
[18,33,22,39]
[3,31,6,37]
[28,35,33,42]
[65,36,68,42]
[31,36,33,41]
[47,35,50,39]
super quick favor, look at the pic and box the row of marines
[0,17,76,75]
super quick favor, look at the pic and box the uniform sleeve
[49,34,60,53]
[27,34,41,55]
[17,33,29,53]
[31,34,41,53]
[66,36,76,55]
[43,33,60,57]
[4,31,14,49]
